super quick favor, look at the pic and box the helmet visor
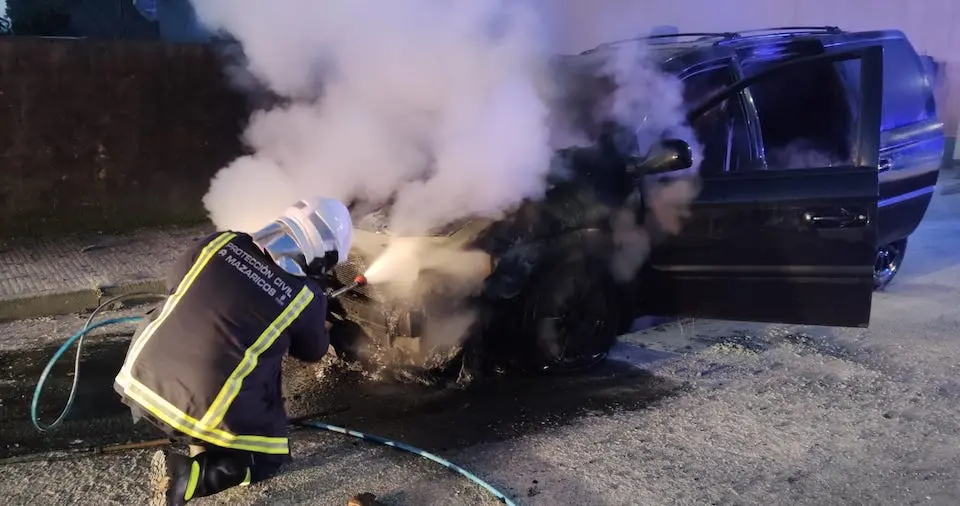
[251,222,308,277]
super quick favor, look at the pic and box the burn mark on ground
[0,338,679,460]
[0,340,163,460]
[284,355,679,453]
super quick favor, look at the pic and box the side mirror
[632,139,694,175]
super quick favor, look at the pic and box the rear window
[880,38,937,129]
[838,37,936,130]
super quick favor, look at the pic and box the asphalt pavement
[2,169,960,505]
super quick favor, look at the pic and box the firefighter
[112,196,381,506]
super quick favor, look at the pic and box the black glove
[327,319,365,362]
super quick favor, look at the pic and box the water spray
[325,249,407,299]
[324,243,414,300]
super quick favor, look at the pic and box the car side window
[682,65,750,174]
[835,39,936,131]
[879,39,937,130]
[743,58,859,170]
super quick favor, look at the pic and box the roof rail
[732,26,843,37]
[580,32,737,54]
[644,32,737,41]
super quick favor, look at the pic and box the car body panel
[877,118,943,245]
[638,168,878,326]
[636,46,884,327]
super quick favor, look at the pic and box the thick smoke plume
[194,0,557,236]
[191,0,703,368]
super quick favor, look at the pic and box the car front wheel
[516,260,621,374]
[874,238,907,291]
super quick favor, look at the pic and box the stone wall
[0,37,248,237]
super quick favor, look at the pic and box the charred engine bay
[327,143,645,372]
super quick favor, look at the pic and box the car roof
[568,26,911,67]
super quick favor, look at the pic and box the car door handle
[878,158,893,173]
[803,210,869,228]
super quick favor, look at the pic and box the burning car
[324,27,944,382]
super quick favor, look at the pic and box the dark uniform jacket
[114,231,329,455]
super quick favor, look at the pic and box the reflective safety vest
[114,231,330,455]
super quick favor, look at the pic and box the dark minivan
[327,27,945,379]
[650,27,942,293]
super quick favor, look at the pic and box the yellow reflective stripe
[119,232,236,379]
[199,286,315,429]
[239,468,252,487]
[185,461,200,501]
[119,375,289,454]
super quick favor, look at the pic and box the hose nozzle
[329,274,368,299]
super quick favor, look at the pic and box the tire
[515,260,621,374]
[874,238,907,291]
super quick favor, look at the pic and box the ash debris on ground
[632,321,877,404]
[690,327,855,360]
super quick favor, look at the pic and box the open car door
[637,46,883,327]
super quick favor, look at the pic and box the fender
[480,228,613,301]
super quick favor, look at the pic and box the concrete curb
[0,279,165,323]
[0,224,212,323]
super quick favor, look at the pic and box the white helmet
[250,197,354,278]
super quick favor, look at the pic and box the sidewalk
[941,163,960,196]
[0,224,214,322]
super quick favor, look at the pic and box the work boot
[348,492,387,506]
[149,449,193,506]
[150,448,252,505]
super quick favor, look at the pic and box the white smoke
[581,39,703,283]
[194,0,700,237]
[602,40,699,156]
[190,0,704,367]
[194,0,558,236]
